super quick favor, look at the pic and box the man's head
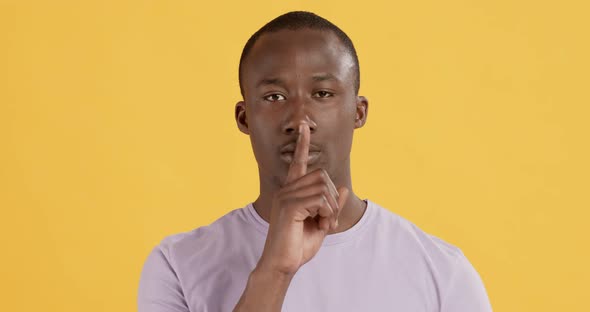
[238,11,361,97]
[235,11,368,188]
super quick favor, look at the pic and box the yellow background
[1,0,588,311]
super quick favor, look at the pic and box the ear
[235,101,250,135]
[354,96,368,129]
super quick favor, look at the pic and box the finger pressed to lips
[281,123,343,231]
[279,151,321,166]
[285,123,311,183]
[280,141,321,153]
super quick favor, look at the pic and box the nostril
[283,123,316,134]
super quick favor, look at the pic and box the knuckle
[311,168,323,177]
[316,194,326,205]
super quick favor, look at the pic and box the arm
[234,123,348,311]
[138,247,189,312]
[441,253,493,312]
[233,267,294,312]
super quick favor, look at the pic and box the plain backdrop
[1,1,589,311]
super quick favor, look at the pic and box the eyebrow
[255,74,339,88]
[311,73,338,82]
[256,78,286,88]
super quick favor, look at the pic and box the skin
[233,28,369,311]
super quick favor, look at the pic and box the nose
[281,97,318,135]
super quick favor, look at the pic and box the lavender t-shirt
[138,200,492,312]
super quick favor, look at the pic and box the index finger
[285,123,310,183]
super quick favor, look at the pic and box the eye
[313,90,334,98]
[263,93,286,102]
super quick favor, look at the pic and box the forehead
[241,29,355,89]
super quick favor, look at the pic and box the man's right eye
[263,94,286,102]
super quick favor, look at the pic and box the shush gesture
[256,122,349,276]
[140,12,493,312]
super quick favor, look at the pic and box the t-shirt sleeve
[138,246,189,312]
[440,253,493,312]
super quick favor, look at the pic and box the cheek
[321,127,354,156]
[249,117,276,142]
[248,118,278,161]
[330,105,357,132]
[332,109,356,146]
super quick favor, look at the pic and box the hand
[256,123,349,276]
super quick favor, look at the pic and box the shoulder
[368,200,492,311]
[139,206,260,311]
[155,207,251,265]
[369,200,464,264]
[139,206,254,287]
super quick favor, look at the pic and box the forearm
[233,267,295,312]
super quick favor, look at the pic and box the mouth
[279,151,322,165]
[279,141,322,165]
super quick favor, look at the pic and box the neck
[252,164,367,234]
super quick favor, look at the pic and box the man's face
[236,28,368,186]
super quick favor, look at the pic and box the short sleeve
[440,253,493,312]
[137,246,190,312]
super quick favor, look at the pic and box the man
[138,11,492,312]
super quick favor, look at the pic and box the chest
[182,247,439,312]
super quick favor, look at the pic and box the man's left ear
[354,96,369,129]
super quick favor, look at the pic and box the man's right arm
[233,123,347,312]
[233,267,295,312]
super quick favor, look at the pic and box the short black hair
[238,11,360,97]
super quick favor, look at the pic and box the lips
[279,142,322,165]
[280,151,321,165]
[280,142,321,153]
